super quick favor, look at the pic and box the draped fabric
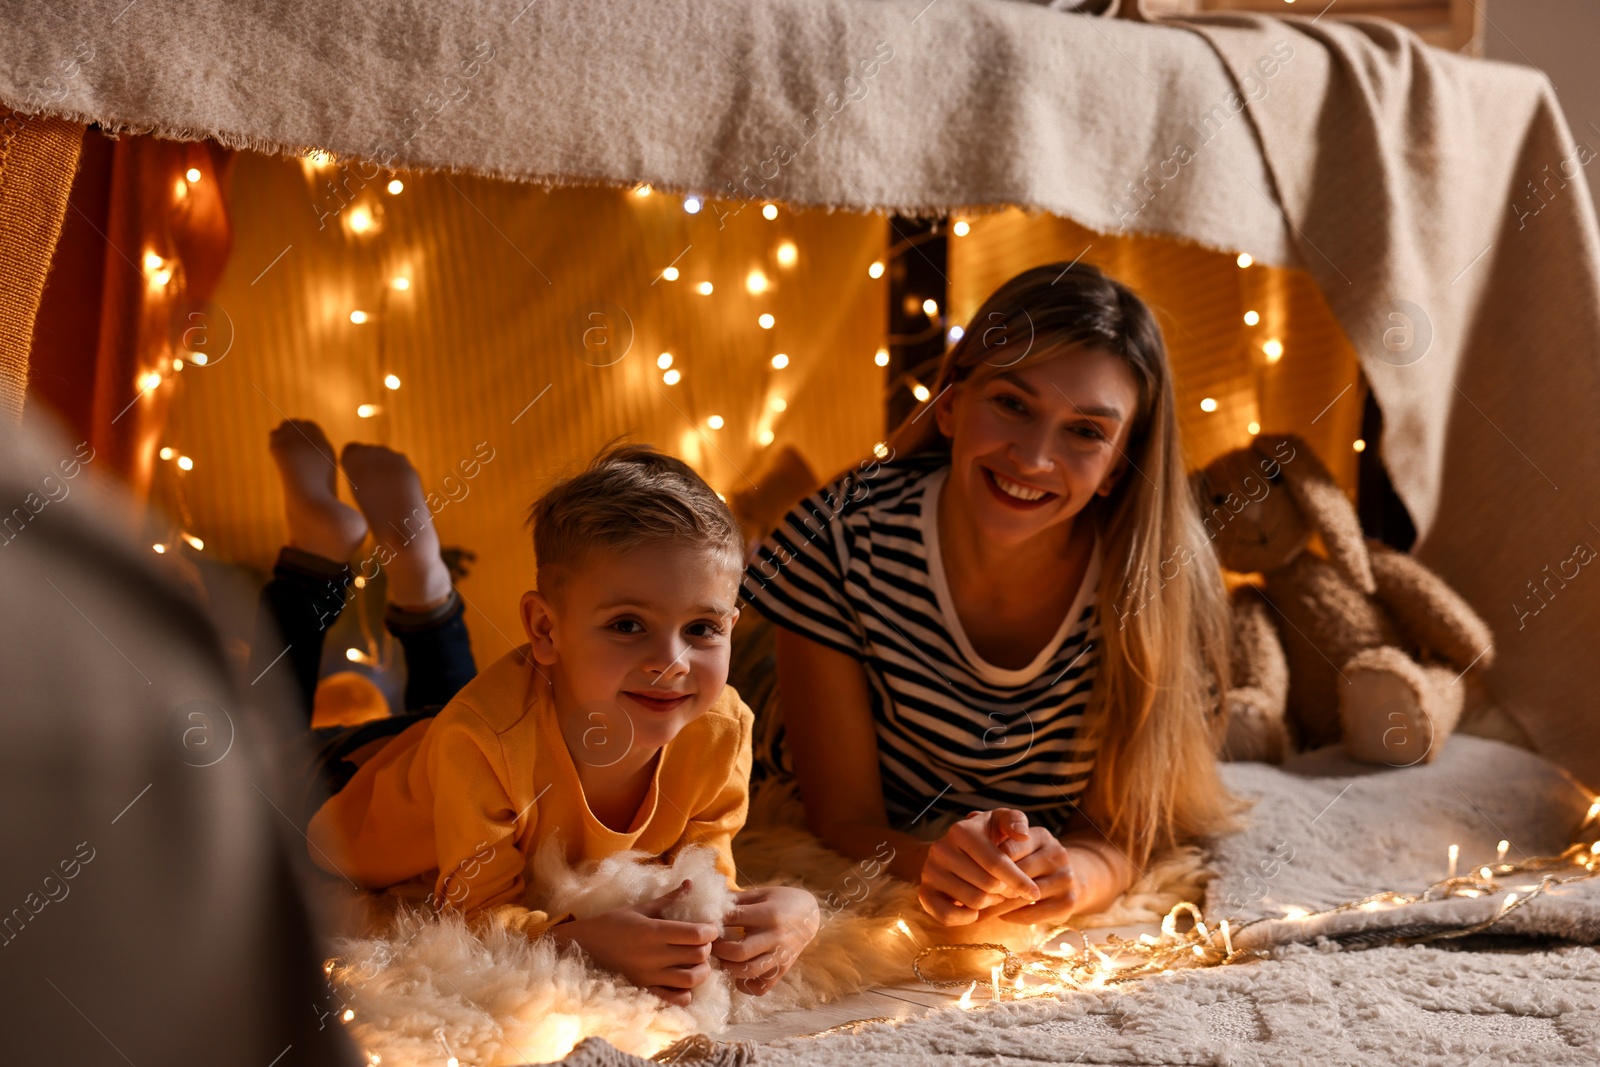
[26,131,235,499]
[0,109,82,419]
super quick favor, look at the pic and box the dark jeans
[247,546,478,823]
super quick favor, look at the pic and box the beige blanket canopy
[3,0,1598,780]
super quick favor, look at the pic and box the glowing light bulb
[758,428,775,446]
[762,203,778,220]
[893,918,914,941]
[181,533,204,551]
[697,281,714,295]
[1497,839,1509,862]
[390,276,410,291]
[758,313,775,329]
[873,441,890,459]
[1200,397,1218,412]
[683,196,702,214]
[1247,420,1261,435]
[957,981,976,1009]
[185,167,201,182]
[775,241,797,267]
[745,269,769,294]
[657,352,673,369]
[663,369,681,385]
[770,353,788,369]
[143,251,164,271]
[868,261,885,279]
[387,179,404,194]
[1449,844,1460,878]
[874,348,890,367]
[346,648,364,663]
[357,404,380,418]
[1352,439,1366,452]
[1243,310,1260,325]
[174,178,187,199]
[151,268,172,286]
[348,205,373,233]
[1263,339,1284,362]
[138,371,162,391]
[1236,252,1253,268]
[159,447,175,460]
[912,383,931,403]
[172,358,184,371]
[353,575,367,589]
[634,183,652,197]
[190,352,208,366]
[152,543,166,554]
[707,415,724,429]
[176,456,193,472]
[384,374,402,390]
[770,397,787,412]
[952,220,970,237]
[661,266,680,281]
[922,298,939,317]
[342,1009,355,1023]
[947,325,964,344]
[350,310,369,324]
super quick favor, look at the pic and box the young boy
[306,443,818,1005]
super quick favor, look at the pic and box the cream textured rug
[738,942,1600,1066]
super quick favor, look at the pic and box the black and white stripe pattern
[740,453,1103,834]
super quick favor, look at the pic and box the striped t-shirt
[739,451,1103,835]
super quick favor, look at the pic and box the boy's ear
[520,589,558,666]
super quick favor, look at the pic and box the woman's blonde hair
[886,261,1241,864]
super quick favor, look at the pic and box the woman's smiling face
[934,343,1141,548]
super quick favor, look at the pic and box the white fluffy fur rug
[320,782,1206,1066]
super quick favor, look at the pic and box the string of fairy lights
[901,797,1600,1011]
[138,165,1365,574]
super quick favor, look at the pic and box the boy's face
[521,541,742,758]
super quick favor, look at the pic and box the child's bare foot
[339,442,453,610]
[268,419,368,562]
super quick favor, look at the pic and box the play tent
[4,1,1598,781]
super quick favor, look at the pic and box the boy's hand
[918,808,1041,925]
[711,886,820,996]
[547,880,719,1007]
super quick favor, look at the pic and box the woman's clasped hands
[917,807,1083,926]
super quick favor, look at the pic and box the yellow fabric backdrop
[162,153,888,669]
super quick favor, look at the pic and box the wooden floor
[722,982,956,1043]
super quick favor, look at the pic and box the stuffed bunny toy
[1192,433,1495,766]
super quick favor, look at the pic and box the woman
[740,261,1238,926]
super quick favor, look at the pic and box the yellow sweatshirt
[306,643,753,939]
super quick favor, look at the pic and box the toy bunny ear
[1256,433,1376,595]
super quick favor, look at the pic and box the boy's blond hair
[527,442,745,596]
